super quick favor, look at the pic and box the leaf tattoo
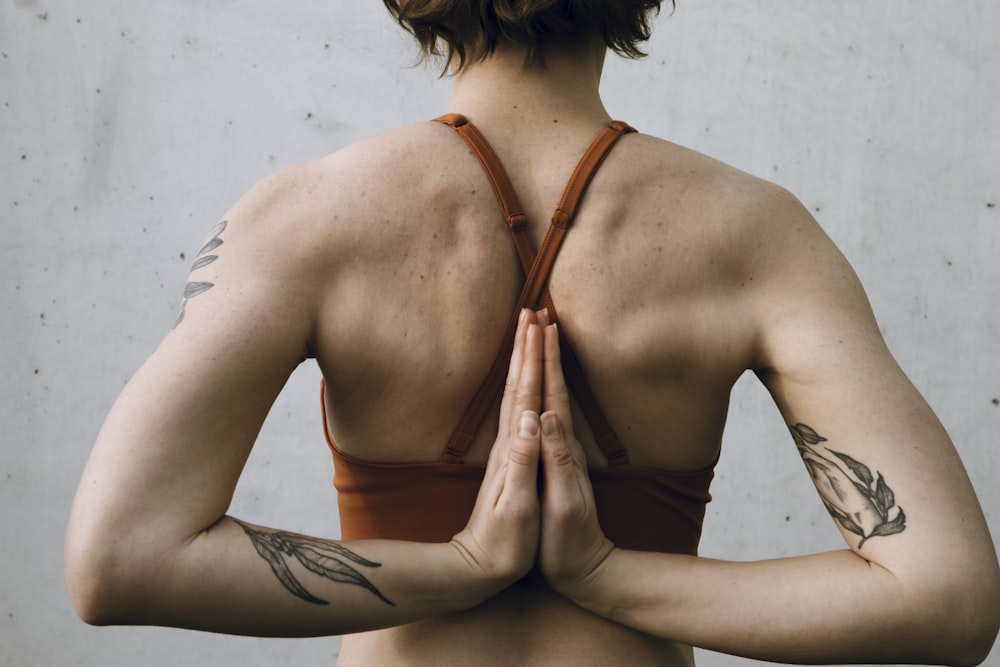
[233,519,395,606]
[174,220,227,328]
[790,423,906,547]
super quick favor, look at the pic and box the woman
[65,1,999,664]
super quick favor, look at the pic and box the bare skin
[66,34,998,666]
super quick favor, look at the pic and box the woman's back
[313,116,764,474]
[303,111,775,664]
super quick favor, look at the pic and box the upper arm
[746,189,997,588]
[68,165,324,561]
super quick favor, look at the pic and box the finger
[512,323,544,430]
[492,319,543,474]
[497,309,535,438]
[480,409,541,505]
[498,411,542,507]
[539,412,589,511]
[542,323,574,431]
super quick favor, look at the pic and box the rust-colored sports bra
[322,115,714,554]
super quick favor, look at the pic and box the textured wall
[2,1,997,665]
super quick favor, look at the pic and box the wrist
[445,536,524,605]
[549,543,619,610]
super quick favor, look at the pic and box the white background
[2,1,998,665]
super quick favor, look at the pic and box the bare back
[293,118,785,664]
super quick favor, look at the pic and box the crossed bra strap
[434,113,636,467]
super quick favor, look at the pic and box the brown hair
[382,0,670,73]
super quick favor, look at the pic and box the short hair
[382,0,670,73]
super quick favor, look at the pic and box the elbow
[947,601,1000,667]
[939,626,999,667]
[65,535,128,626]
[65,517,154,627]
[912,566,1000,667]
[68,586,117,628]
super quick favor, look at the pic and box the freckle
[180,252,186,260]
[988,203,996,209]
[992,398,999,407]
[785,516,791,522]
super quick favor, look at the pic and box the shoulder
[215,122,455,266]
[229,122,444,226]
[612,132,802,230]
[614,133,821,276]
[623,133,869,359]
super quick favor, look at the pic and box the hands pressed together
[450,309,616,599]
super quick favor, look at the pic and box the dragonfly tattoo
[174,219,227,328]
[790,423,906,548]
[234,519,395,606]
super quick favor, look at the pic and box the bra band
[434,114,635,466]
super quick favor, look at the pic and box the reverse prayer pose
[65,1,999,665]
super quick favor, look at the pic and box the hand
[537,321,616,598]
[450,309,543,592]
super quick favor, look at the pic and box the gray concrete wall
[2,1,997,665]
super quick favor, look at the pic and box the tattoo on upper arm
[174,220,228,328]
[234,519,395,606]
[790,423,906,547]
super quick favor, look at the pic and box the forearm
[70,516,501,637]
[565,548,989,666]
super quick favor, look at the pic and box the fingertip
[519,410,540,438]
[540,412,562,437]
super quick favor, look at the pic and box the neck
[447,34,612,128]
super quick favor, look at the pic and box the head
[382,0,670,74]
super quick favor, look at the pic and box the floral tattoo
[790,423,906,547]
[174,219,227,328]
[234,519,395,606]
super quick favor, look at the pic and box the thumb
[539,412,586,505]
[502,411,541,497]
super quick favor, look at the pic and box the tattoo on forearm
[233,519,395,606]
[789,423,906,547]
[174,219,228,328]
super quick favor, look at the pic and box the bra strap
[434,114,633,466]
